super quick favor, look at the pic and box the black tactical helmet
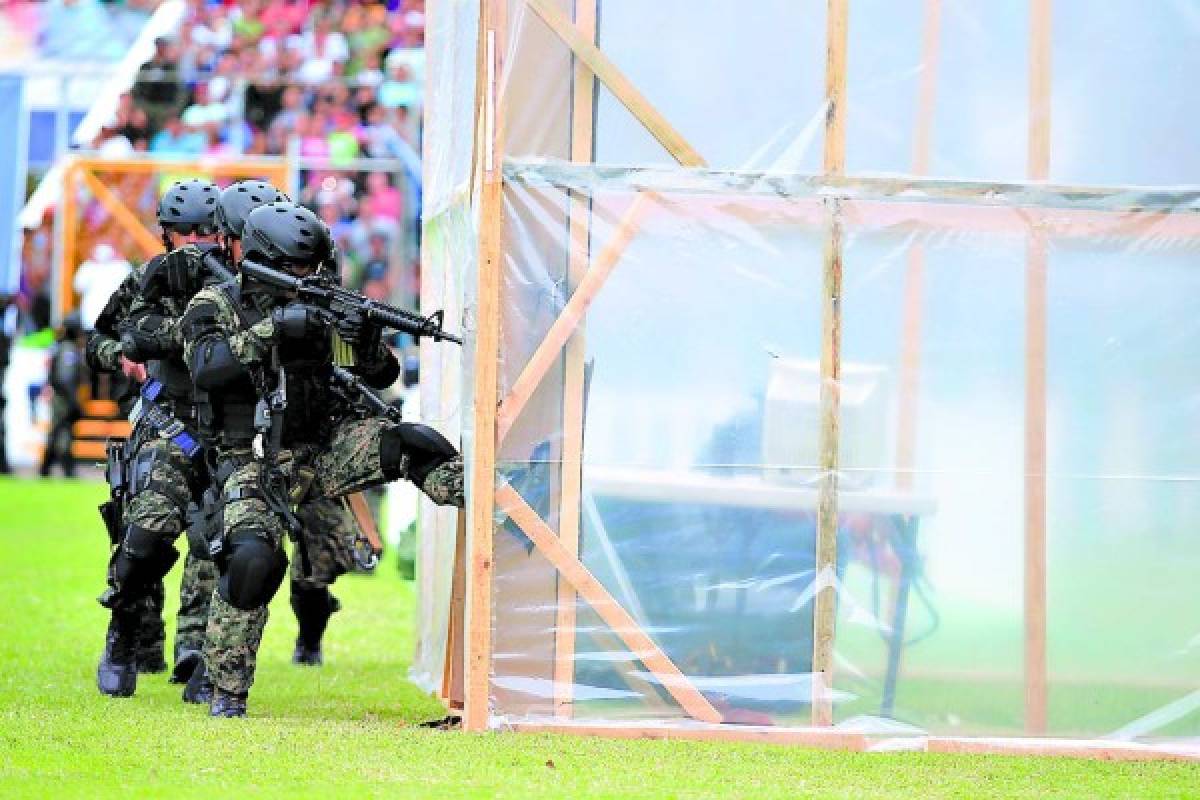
[215,180,289,239]
[156,179,218,231]
[242,202,332,270]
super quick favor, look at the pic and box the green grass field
[1,477,1198,798]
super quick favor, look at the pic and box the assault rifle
[241,259,463,345]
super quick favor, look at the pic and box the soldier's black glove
[272,303,328,341]
[163,247,201,296]
[335,309,382,353]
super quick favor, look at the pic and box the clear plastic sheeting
[421,0,1200,755]
[485,168,1200,742]
[411,0,477,694]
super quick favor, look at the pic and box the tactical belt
[134,379,202,458]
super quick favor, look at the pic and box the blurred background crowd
[1,0,428,528]
[14,0,426,347]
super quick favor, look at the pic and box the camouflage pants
[291,496,358,591]
[111,428,208,660]
[204,417,464,694]
[122,433,198,538]
[174,552,217,661]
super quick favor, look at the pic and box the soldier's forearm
[120,312,179,362]
[86,334,123,373]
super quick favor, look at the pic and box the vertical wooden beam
[1025,0,1052,736]
[443,511,468,709]
[895,0,942,493]
[464,0,505,733]
[813,0,849,727]
[269,163,291,204]
[822,0,849,175]
[59,161,79,321]
[553,0,599,720]
[524,0,705,168]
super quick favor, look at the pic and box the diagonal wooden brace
[497,0,712,443]
[78,168,161,259]
[495,483,724,724]
[523,0,706,169]
[497,191,658,441]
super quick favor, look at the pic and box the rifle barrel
[243,259,463,344]
[203,252,236,284]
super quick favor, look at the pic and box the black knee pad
[112,526,179,596]
[381,423,459,485]
[218,532,287,610]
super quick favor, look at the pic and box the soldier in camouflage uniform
[194,181,371,672]
[92,179,224,698]
[86,253,169,679]
[182,202,463,717]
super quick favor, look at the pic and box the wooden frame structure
[440,0,1200,757]
[54,155,289,319]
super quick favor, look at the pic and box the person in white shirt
[74,243,133,331]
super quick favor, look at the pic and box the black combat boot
[292,639,323,666]
[209,688,248,718]
[96,612,139,697]
[182,659,213,704]
[170,650,202,684]
[136,585,167,673]
[290,585,338,667]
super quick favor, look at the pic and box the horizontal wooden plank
[505,159,1200,215]
[507,721,867,750]
[928,736,1200,762]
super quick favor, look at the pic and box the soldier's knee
[218,532,287,611]
[420,458,466,508]
[381,423,458,486]
[112,525,180,595]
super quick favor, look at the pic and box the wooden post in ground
[553,0,599,720]
[463,0,505,733]
[1024,0,1052,737]
[442,511,468,709]
[812,0,849,727]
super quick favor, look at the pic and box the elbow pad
[192,337,248,390]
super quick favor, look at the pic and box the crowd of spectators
[93,0,426,302]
